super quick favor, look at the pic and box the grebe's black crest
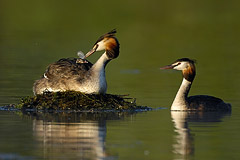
[94,29,117,45]
[175,58,196,64]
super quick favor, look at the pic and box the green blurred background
[0,1,240,159]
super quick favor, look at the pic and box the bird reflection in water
[171,111,231,159]
[29,112,129,160]
[171,112,194,156]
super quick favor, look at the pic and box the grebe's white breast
[77,53,108,94]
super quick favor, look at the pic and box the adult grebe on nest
[33,29,119,95]
[160,58,231,111]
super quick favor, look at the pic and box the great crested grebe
[33,29,119,95]
[160,58,231,111]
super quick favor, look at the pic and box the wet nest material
[15,91,150,112]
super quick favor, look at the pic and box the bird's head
[160,58,196,82]
[85,29,120,60]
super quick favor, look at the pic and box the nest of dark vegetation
[14,91,150,112]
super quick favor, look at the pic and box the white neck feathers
[171,78,192,111]
[82,52,109,94]
[91,52,109,72]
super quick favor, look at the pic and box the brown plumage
[182,62,196,82]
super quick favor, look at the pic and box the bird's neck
[171,78,192,111]
[85,52,109,94]
[91,52,110,72]
[171,65,196,111]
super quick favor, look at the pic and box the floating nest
[14,91,150,112]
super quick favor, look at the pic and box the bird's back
[44,58,93,80]
[33,58,93,95]
[187,95,231,112]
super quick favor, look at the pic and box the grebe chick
[160,58,231,111]
[33,29,119,95]
[76,51,88,64]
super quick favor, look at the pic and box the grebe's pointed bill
[160,64,175,70]
[84,44,98,58]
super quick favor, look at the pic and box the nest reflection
[27,112,134,159]
[33,120,105,159]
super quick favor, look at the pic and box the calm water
[1,0,240,159]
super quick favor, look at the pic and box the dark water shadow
[171,111,231,160]
[20,111,139,160]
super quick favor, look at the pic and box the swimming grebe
[33,29,119,95]
[160,58,231,111]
